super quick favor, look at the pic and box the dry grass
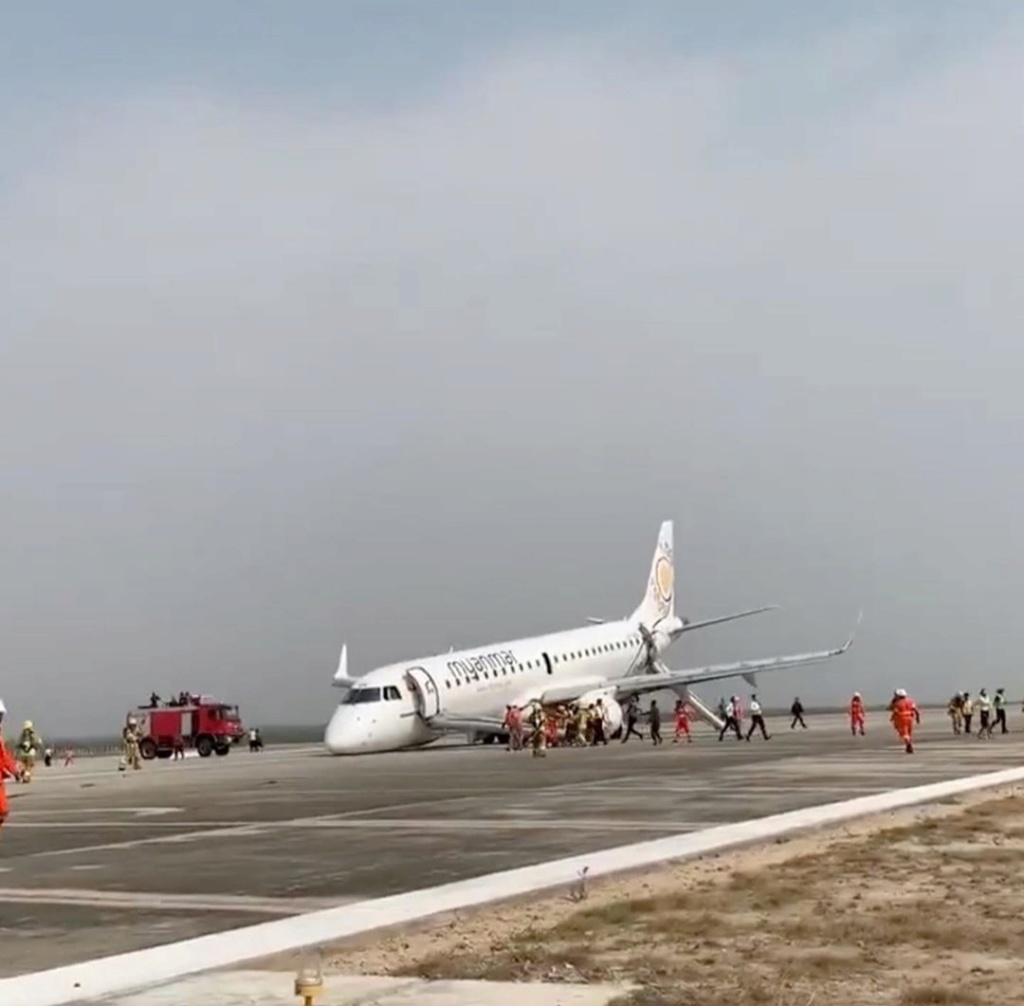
[263,785,1024,1005]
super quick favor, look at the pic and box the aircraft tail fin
[631,520,675,628]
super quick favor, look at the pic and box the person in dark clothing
[790,697,807,729]
[994,688,1008,734]
[649,701,663,745]
[621,697,643,743]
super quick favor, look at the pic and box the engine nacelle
[577,689,623,736]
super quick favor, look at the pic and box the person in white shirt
[745,694,771,741]
[717,698,742,742]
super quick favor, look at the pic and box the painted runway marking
[0,887,351,915]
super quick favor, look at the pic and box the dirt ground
[266,785,1024,1005]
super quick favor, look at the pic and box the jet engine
[576,689,623,737]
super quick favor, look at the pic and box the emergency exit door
[405,666,442,718]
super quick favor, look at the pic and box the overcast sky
[2,2,1022,736]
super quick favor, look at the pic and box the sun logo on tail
[655,556,673,603]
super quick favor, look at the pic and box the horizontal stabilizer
[676,604,778,634]
[586,617,605,624]
[332,643,359,689]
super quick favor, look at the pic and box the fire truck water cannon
[131,696,245,760]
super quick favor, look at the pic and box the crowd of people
[503,692,797,756]
[495,688,946,758]
[945,688,1011,738]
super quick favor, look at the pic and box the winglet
[841,611,863,653]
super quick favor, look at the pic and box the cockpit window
[384,686,402,701]
[342,687,383,705]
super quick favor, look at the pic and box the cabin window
[384,685,402,701]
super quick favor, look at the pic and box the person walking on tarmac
[849,692,866,736]
[790,697,808,729]
[745,694,771,741]
[528,701,547,758]
[961,691,974,734]
[977,689,994,739]
[947,693,964,735]
[0,698,25,838]
[621,697,644,743]
[890,688,920,754]
[673,700,692,744]
[994,688,1008,734]
[718,697,742,741]
[649,700,663,745]
[16,720,41,784]
[121,716,142,771]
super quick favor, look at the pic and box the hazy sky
[2,2,1022,736]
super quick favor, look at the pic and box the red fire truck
[131,696,245,760]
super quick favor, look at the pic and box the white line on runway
[16,818,699,831]
[0,887,350,915]
[17,808,183,818]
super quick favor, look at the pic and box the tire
[195,735,214,758]
[139,738,157,761]
[214,744,230,757]
[156,749,172,760]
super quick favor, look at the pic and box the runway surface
[2,709,1021,978]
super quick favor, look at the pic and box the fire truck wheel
[139,739,157,761]
[214,744,230,756]
[195,735,214,758]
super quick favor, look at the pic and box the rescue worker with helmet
[849,692,866,736]
[17,720,42,784]
[0,698,25,836]
[121,715,142,771]
[890,688,920,754]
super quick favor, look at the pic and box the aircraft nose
[324,705,363,755]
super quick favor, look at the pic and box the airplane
[324,520,859,755]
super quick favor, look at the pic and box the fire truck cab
[132,696,245,760]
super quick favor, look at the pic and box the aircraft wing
[609,614,861,698]
[676,604,778,633]
[427,713,509,734]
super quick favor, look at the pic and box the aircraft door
[404,666,442,718]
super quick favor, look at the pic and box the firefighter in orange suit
[0,697,25,835]
[849,692,866,736]
[890,688,920,754]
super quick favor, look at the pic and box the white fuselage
[324,618,653,755]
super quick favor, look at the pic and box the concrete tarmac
[1,710,1020,979]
